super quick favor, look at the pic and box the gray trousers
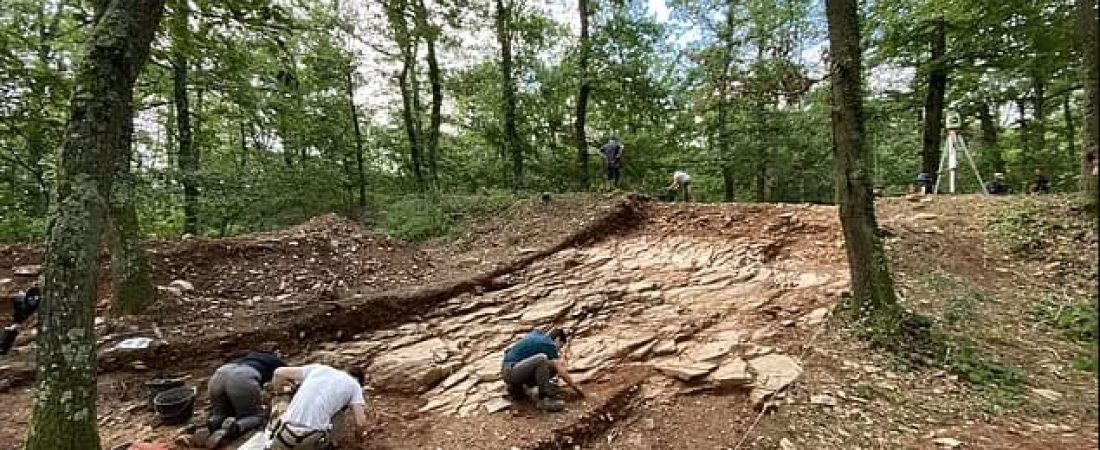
[208,363,265,435]
[501,354,558,399]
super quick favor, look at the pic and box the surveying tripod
[933,127,988,195]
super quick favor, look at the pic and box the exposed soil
[0,194,1095,450]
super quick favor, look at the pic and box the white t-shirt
[281,364,366,431]
[673,171,692,184]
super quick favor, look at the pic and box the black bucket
[153,386,196,425]
[146,376,187,407]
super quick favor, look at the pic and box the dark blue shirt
[233,351,285,384]
[503,331,560,364]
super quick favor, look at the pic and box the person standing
[267,364,368,450]
[667,170,694,202]
[1030,168,1051,194]
[599,138,624,187]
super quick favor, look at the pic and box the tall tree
[920,17,947,176]
[1078,0,1099,193]
[825,0,902,324]
[25,0,166,448]
[496,0,522,190]
[107,148,155,316]
[172,0,199,234]
[575,0,592,190]
[346,67,368,207]
[414,0,443,188]
[718,0,737,201]
[977,101,1004,173]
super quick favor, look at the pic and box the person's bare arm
[271,366,305,393]
[553,359,586,397]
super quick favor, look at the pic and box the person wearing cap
[986,172,1010,195]
[500,328,586,412]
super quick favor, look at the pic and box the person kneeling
[500,329,586,412]
[267,364,368,450]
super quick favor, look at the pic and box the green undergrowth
[376,191,520,242]
[1031,293,1098,372]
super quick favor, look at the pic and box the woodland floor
[0,193,1095,449]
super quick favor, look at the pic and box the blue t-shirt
[503,331,560,364]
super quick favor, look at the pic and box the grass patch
[376,191,519,242]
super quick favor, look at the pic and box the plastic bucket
[146,376,186,407]
[153,386,196,425]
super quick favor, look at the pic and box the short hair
[347,367,365,385]
[548,328,568,344]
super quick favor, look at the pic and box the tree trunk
[26,1,166,449]
[575,0,592,190]
[496,0,522,190]
[1064,92,1077,165]
[718,0,737,202]
[399,53,425,189]
[108,150,154,316]
[346,69,367,207]
[921,18,947,176]
[825,0,901,321]
[415,0,443,189]
[977,101,1004,173]
[1077,0,1099,193]
[1033,77,1047,161]
[172,2,197,235]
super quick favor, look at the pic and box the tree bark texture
[172,2,197,235]
[825,0,901,320]
[920,18,947,175]
[719,0,737,202]
[1077,0,1099,193]
[346,69,367,207]
[108,148,154,316]
[1064,93,1077,164]
[977,101,1003,173]
[575,0,592,190]
[415,0,443,189]
[26,1,166,448]
[496,0,522,190]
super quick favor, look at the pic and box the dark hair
[347,367,365,385]
[548,328,568,344]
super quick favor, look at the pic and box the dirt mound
[129,213,433,328]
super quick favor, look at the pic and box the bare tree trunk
[1033,77,1047,163]
[108,150,154,316]
[825,0,901,322]
[496,0,522,190]
[719,0,737,202]
[1077,0,1099,193]
[575,0,592,190]
[172,1,197,235]
[921,18,947,176]
[415,0,443,189]
[1064,92,1077,165]
[388,0,425,189]
[977,101,1004,173]
[26,1,166,448]
[346,69,367,207]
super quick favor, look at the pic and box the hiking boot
[506,384,528,401]
[205,418,236,448]
[536,397,565,412]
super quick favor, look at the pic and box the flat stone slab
[656,360,718,382]
[687,341,735,362]
[13,265,42,277]
[709,357,752,387]
[748,354,802,405]
[520,297,574,324]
